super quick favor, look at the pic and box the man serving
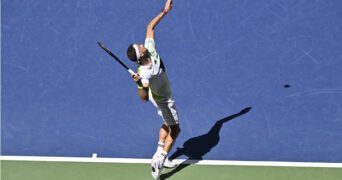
[126,0,181,179]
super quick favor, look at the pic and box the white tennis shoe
[163,156,176,168]
[151,159,161,180]
[151,152,167,180]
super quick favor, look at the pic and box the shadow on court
[160,107,252,180]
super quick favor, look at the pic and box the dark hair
[127,44,137,62]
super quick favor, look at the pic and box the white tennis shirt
[138,38,172,102]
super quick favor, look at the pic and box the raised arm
[146,0,173,39]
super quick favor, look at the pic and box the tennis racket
[98,42,135,75]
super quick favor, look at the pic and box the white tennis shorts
[149,95,179,126]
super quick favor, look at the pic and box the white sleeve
[144,38,161,69]
[144,38,158,59]
[141,78,149,84]
[139,70,151,84]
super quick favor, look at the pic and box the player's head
[127,44,148,64]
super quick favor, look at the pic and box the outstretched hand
[164,0,173,13]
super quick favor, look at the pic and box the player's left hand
[164,0,172,13]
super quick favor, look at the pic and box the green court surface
[1,160,342,180]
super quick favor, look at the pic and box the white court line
[1,156,342,168]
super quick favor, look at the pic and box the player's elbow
[147,24,154,31]
[141,96,149,103]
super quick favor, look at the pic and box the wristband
[137,84,144,89]
[162,9,167,15]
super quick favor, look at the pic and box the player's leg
[163,124,180,153]
[149,96,167,153]
[154,98,180,152]
[162,98,180,153]
[150,99,171,179]
[154,124,180,171]
[159,123,169,144]
[152,98,180,179]
[151,97,179,153]
[156,99,180,167]
[153,124,168,161]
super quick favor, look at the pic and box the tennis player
[126,0,180,179]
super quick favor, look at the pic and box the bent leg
[164,124,181,153]
[159,123,169,143]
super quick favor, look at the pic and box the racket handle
[128,69,135,75]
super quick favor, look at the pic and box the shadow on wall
[160,107,252,180]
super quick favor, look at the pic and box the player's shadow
[160,107,252,180]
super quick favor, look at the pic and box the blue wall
[2,0,342,162]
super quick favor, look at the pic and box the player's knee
[161,124,169,133]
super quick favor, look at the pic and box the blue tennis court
[1,0,342,179]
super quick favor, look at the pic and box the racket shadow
[160,107,252,180]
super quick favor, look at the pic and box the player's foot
[151,152,167,180]
[163,156,176,168]
[151,158,162,180]
[151,159,160,180]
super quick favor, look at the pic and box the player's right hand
[131,73,141,82]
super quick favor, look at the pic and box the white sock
[159,150,168,161]
[157,142,165,152]
[153,142,164,160]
